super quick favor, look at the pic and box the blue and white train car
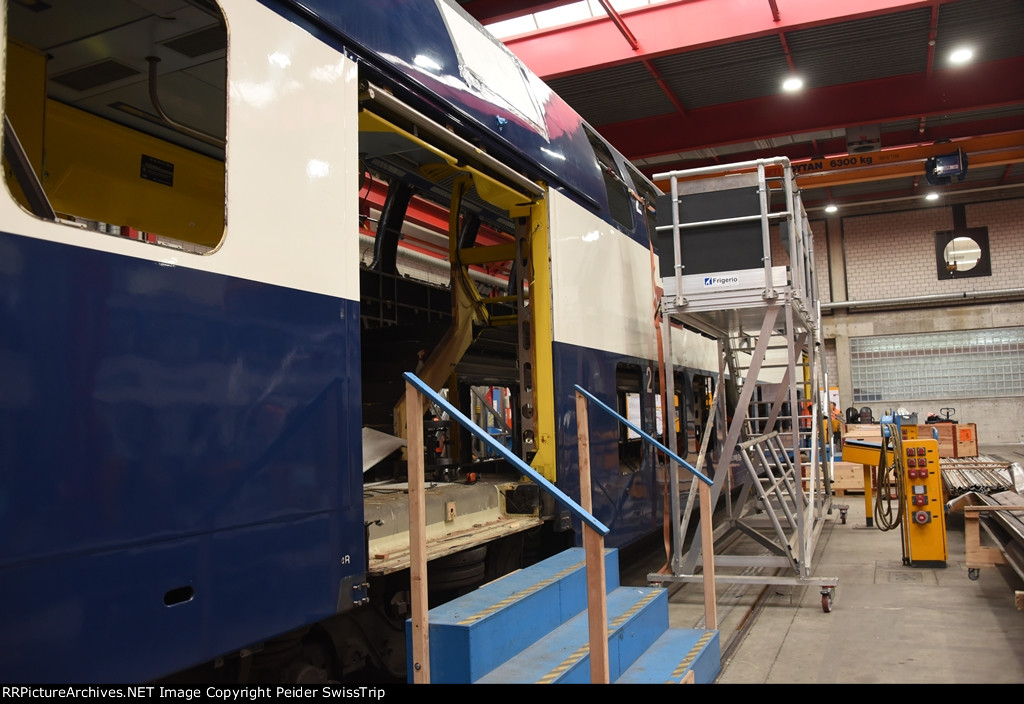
[0,0,725,683]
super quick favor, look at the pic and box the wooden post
[698,480,718,630]
[964,505,1010,570]
[575,390,609,684]
[406,381,430,683]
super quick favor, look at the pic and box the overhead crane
[652,130,1024,195]
[788,131,1024,190]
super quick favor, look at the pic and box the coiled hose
[873,422,906,531]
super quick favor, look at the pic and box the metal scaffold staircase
[650,158,840,610]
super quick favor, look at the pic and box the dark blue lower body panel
[0,233,366,682]
[551,342,691,548]
[4,513,349,683]
[550,340,735,549]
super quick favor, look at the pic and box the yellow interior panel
[3,40,47,211]
[359,109,530,213]
[43,100,225,247]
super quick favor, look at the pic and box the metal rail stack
[941,455,1015,497]
[650,158,839,608]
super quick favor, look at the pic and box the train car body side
[0,0,366,683]
[0,0,733,684]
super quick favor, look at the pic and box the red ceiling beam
[503,0,946,79]
[597,56,1024,159]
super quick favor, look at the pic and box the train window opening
[438,1,545,137]
[616,363,644,474]
[935,221,991,280]
[584,125,633,231]
[2,1,227,252]
[643,367,665,446]
[672,371,690,459]
[652,388,664,438]
[692,374,716,455]
[624,161,658,241]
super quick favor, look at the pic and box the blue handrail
[574,384,714,487]
[403,372,609,536]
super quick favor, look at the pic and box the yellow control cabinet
[900,438,947,565]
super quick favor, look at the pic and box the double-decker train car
[0,0,728,684]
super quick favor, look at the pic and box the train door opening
[670,371,691,460]
[616,363,645,475]
[692,373,717,459]
[350,75,567,682]
[354,87,541,481]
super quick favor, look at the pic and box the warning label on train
[140,154,175,187]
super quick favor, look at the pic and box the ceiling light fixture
[950,47,974,65]
[782,76,803,92]
[925,193,940,201]
[825,204,838,213]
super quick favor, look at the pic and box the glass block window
[851,327,1024,403]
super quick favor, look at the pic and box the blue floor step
[616,628,721,684]
[406,547,720,684]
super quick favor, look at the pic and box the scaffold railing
[649,158,840,606]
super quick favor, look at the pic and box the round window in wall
[943,236,981,273]
[934,209,991,280]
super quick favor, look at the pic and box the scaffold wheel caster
[968,568,980,581]
[839,508,848,524]
[820,587,835,613]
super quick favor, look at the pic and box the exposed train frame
[0,0,740,684]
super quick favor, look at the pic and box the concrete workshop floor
[658,443,1024,684]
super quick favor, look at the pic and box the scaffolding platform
[649,158,839,607]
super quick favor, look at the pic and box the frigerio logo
[703,275,740,287]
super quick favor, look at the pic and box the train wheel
[428,546,488,592]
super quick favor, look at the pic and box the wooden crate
[918,423,957,457]
[831,461,871,494]
[844,424,881,442]
[956,422,978,458]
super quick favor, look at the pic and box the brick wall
[973,199,1024,284]
[821,196,1024,443]
[836,199,1023,302]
